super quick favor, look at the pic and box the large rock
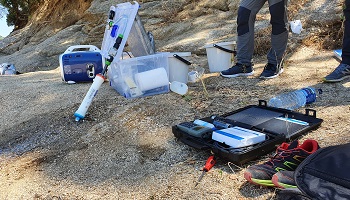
[0,0,343,73]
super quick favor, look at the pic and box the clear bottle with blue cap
[268,87,317,110]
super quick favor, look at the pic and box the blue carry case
[59,45,104,83]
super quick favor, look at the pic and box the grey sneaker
[272,170,297,189]
[323,63,350,82]
[220,63,254,78]
[259,63,284,79]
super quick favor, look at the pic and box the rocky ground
[1,46,349,199]
[0,0,349,199]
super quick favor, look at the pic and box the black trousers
[342,0,350,64]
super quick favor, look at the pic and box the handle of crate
[64,45,101,54]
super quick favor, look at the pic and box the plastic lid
[170,81,188,95]
[204,41,236,48]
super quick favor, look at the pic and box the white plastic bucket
[205,41,236,72]
[168,52,191,84]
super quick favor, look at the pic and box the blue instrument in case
[59,45,104,83]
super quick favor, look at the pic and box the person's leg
[342,0,350,64]
[267,0,288,65]
[260,0,288,79]
[324,0,350,82]
[236,0,267,65]
[221,0,266,78]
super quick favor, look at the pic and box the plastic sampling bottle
[268,87,317,110]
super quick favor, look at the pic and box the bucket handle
[213,44,237,56]
[173,54,191,65]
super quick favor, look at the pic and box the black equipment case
[172,100,323,165]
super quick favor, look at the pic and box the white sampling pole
[74,74,105,121]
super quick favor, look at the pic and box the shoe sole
[271,174,297,189]
[323,75,350,83]
[220,71,254,78]
[259,68,284,79]
[244,171,274,187]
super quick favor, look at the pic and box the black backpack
[276,142,350,200]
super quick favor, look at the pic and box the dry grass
[302,19,344,50]
[288,0,311,19]
[254,27,272,56]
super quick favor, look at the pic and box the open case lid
[218,100,323,140]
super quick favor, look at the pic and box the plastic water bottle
[268,87,316,110]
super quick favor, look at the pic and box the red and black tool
[195,155,216,187]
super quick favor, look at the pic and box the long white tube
[74,74,105,121]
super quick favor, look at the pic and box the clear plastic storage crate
[108,52,170,98]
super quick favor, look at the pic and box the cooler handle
[173,54,192,65]
[213,44,237,55]
[64,45,101,54]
